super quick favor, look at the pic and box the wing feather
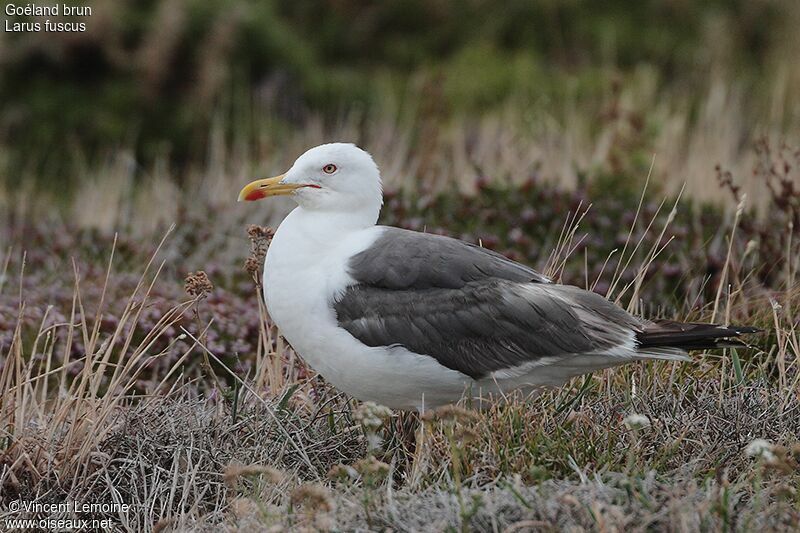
[334,279,640,379]
[335,227,755,378]
[335,227,644,379]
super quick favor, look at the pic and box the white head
[238,143,383,222]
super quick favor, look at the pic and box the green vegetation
[1,0,799,184]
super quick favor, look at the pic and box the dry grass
[1,173,798,531]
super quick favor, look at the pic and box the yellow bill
[237,174,305,202]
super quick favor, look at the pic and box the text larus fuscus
[238,143,757,411]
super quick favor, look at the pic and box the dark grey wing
[348,227,550,290]
[334,279,642,379]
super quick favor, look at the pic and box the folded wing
[334,227,758,380]
[335,228,646,379]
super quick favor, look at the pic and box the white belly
[265,273,471,410]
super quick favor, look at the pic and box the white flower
[623,413,651,430]
[367,433,383,452]
[354,401,392,431]
[745,439,776,461]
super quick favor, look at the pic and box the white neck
[289,204,379,240]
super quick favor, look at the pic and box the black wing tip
[726,325,762,335]
[637,320,762,351]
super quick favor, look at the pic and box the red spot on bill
[244,189,267,201]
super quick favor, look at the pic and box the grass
[0,110,799,531]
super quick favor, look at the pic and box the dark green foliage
[0,0,795,180]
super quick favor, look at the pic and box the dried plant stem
[712,195,746,323]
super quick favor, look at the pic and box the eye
[322,164,337,174]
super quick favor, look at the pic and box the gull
[238,143,756,411]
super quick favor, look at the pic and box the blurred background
[1,0,798,197]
